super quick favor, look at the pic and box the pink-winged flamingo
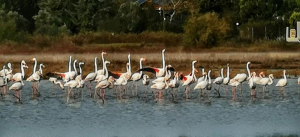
[181,60,197,99]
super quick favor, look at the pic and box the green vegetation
[0,0,299,49]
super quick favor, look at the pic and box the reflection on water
[0,79,300,137]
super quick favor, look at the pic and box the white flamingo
[228,78,241,101]
[84,57,98,96]
[54,56,72,82]
[0,62,12,76]
[49,77,64,96]
[64,76,81,103]
[0,66,8,96]
[223,64,230,97]
[213,68,224,97]
[114,72,130,100]
[257,74,274,98]
[197,68,205,83]
[181,60,197,99]
[96,52,107,76]
[26,58,41,96]
[231,61,251,96]
[248,72,257,100]
[168,72,180,101]
[151,77,169,100]
[9,80,24,103]
[69,59,78,80]
[142,74,150,98]
[95,61,114,102]
[130,57,146,96]
[276,70,287,97]
[76,62,85,100]
[194,70,211,101]
[138,49,168,77]
[12,60,28,82]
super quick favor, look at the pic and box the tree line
[0,0,300,47]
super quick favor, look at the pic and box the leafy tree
[0,0,39,33]
[0,5,29,42]
[184,12,230,47]
[289,11,300,28]
[115,2,145,33]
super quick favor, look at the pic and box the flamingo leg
[232,86,236,102]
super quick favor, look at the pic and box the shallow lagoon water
[1,79,300,137]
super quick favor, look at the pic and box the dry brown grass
[1,52,300,79]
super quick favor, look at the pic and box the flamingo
[130,57,146,97]
[0,62,12,76]
[253,71,265,84]
[9,80,24,103]
[197,68,205,83]
[257,74,274,98]
[228,78,241,101]
[248,72,257,100]
[96,52,107,76]
[276,70,287,97]
[181,60,197,99]
[84,57,98,96]
[142,74,150,98]
[95,61,114,102]
[151,77,169,101]
[75,62,85,100]
[49,77,64,96]
[64,76,81,103]
[114,72,130,100]
[168,72,180,101]
[27,58,41,96]
[230,61,251,96]
[38,63,45,75]
[0,66,8,96]
[194,70,211,101]
[213,68,224,97]
[69,59,78,79]
[223,64,230,97]
[54,56,72,82]
[12,60,28,82]
[138,49,167,77]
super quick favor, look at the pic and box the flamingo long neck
[33,59,37,74]
[191,62,195,77]
[39,64,43,75]
[94,58,98,73]
[21,63,25,79]
[204,74,208,81]
[104,62,108,79]
[268,75,273,85]
[162,50,165,70]
[101,52,105,71]
[283,70,286,80]
[139,58,143,75]
[246,63,251,78]
[69,56,72,73]
[128,55,131,75]
[221,68,224,78]
[73,61,77,74]
[201,69,204,76]
[208,71,211,83]
[79,64,83,75]
[226,65,229,78]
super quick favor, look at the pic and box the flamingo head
[141,58,146,62]
[31,58,36,62]
[21,60,29,68]
[162,49,166,53]
[102,52,107,56]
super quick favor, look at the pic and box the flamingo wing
[137,67,159,74]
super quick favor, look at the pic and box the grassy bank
[1,32,300,79]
